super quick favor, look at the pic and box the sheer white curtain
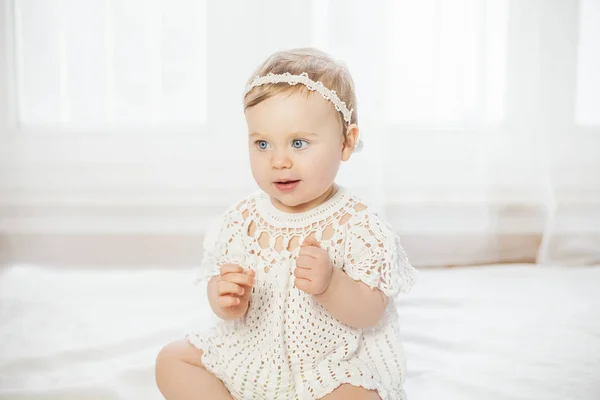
[311,0,599,265]
[1,0,598,266]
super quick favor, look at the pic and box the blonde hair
[243,48,358,135]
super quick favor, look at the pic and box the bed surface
[1,264,599,400]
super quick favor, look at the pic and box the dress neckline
[255,186,349,228]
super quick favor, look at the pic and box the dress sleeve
[195,205,248,285]
[343,210,418,297]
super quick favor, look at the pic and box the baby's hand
[294,236,333,295]
[217,264,255,309]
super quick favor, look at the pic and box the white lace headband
[244,72,353,125]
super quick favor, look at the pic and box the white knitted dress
[187,188,417,400]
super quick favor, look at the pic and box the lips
[274,179,299,184]
[273,180,300,192]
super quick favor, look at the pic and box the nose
[271,149,292,169]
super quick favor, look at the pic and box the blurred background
[0,0,598,268]
[0,1,599,400]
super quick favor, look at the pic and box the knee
[156,342,178,365]
[155,340,205,395]
[155,343,174,388]
[155,342,182,387]
[155,340,204,375]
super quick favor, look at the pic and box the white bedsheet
[0,264,599,400]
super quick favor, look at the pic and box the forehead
[245,91,340,134]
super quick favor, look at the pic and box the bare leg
[320,384,382,400]
[155,339,234,400]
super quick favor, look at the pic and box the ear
[341,124,359,161]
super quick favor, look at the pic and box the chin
[273,194,302,207]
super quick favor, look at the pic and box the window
[387,0,508,125]
[575,0,600,127]
[12,0,207,129]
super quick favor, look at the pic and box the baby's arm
[315,268,388,329]
[207,264,255,321]
[294,236,388,329]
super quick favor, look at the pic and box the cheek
[249,152,266,178]
[303,147,341,177]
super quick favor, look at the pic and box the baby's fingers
[221,272,255,288]
[217,280,245,297]
[220,264,243,275]
[218,295,241,308]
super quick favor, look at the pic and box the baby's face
[245,91,347,213]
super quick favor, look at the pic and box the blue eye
[256,140,269,150]
[292,139,308,149]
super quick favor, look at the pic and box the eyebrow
[249,131,318,138]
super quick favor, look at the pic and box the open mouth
[274,180,300,192]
